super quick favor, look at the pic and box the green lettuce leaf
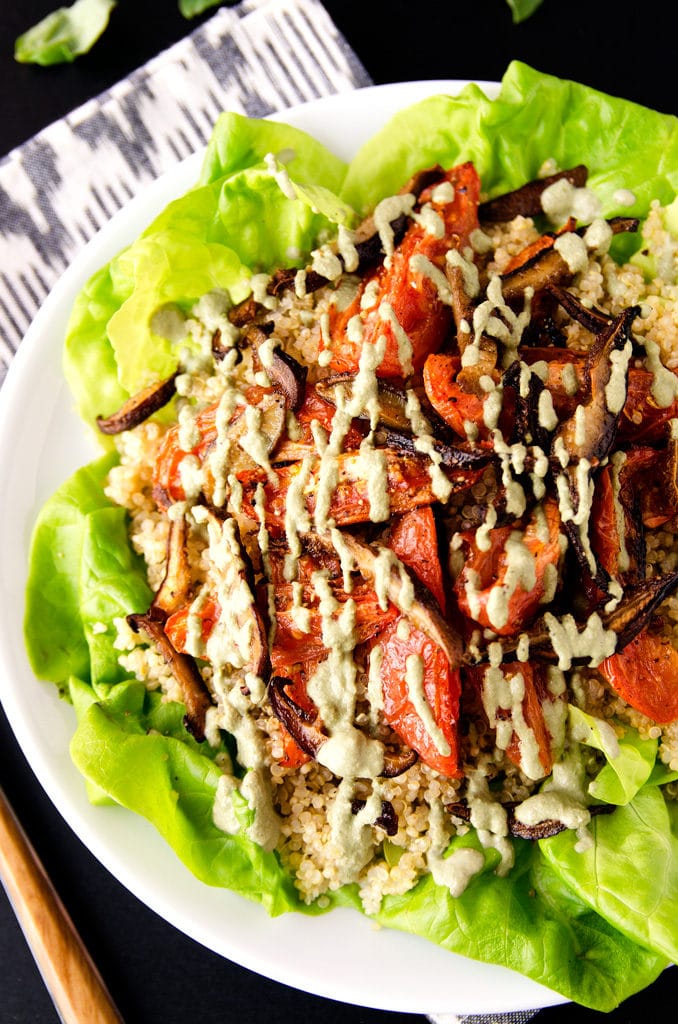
[64,113,351,429]
[589,730,658,806]
[375,834,665,1011]
[541,786,678,964]
[341,60,678,230]
[569,706,658,805]
[178,0,221,16]
[24,454,151,686]
[15,0,116,65]
[69,679,329,915]
[506,0,544,21]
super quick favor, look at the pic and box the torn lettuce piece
[569,706,658,806]
[506,0,543,21]
[178,0,220,16]
[15,0,116,65]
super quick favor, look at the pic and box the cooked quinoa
[103,167,678,912]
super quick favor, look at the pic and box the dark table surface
[1,2,677,1022]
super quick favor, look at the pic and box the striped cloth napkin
[0,3,541,1021]
[430,1012,537,1024]
[0,0,370,386]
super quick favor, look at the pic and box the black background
[1,2,677,1022]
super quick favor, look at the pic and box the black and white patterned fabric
[0,0,371,386]
[429,1010,537,1024]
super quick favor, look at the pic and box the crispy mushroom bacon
[96,372,178,435]
[112,157,678,852]
[127,612,212,742]
[478,165,589,222]
[446,799,614,840]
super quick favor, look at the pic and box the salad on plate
[24,61,678,1011]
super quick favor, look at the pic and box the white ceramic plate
[0,81,567,1016]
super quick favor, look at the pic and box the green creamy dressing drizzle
[161,170,678,904]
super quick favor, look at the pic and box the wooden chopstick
[0,785,124,1024]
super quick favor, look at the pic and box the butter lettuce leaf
[69,679,329,916]
[589,729,658,806]
[14,0,115,66]
[341,60,678,232]
[569,706,658,805]
[506,0,543,21]
[24,453,150,685]
[178,0,220,16]
[541,787,678,964]
[64,113,351,430]
[376,835,665,1011]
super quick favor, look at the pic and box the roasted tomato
[590,447,657,583]
[272,581,399,666]
[465,661,560,779]
[152,384,278,509]
[387,506,446,612]
[454,497,563,636]
[618,367,678,444]
[165,596,221,652]
[598,630,678,723]
[239,450,443,535]
[423,352,492,440]
[275,671,318,768]
[376,618,461,778]
[325,162,481,380]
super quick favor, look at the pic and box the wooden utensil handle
[0,786,124,1024]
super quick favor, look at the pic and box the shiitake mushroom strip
[501,360,551,451]
[315,373,413,432]
[561,517,613,603]
[501,247,574,304]
[479,165,588,223]
[246,325,308,411]
[501,219,639,305]
[96,372,178,435]
[603,571,678,649]
[127,612,212,742]
[314,374,477,450]
[267,676,418,778]
[547,284,612,333]
[351,798,399,836]
[268,676,325,757]
[447,799,614,839]
[554,305,640,464]
[150,515,193,619]
[492,570,678,665]
[375,425,494,474]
